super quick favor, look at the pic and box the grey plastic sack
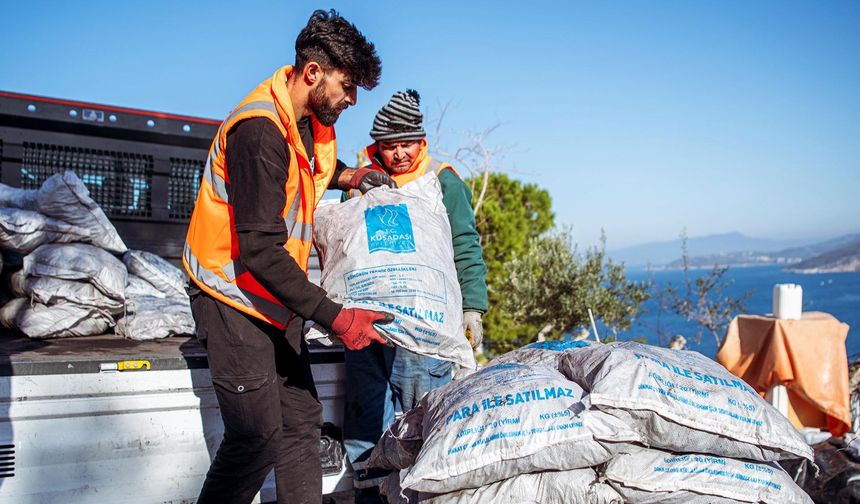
[123,250,187,300]
[24,243,127,302]
[115,297,194,341]
[21,276,124,314]
[0,297,113,339]
[487,339,593,369]
[0,184,38,210]
[309,174,474,368]
[559,341,813,462]
[9,270,26,297]
[36,171,127,253]
[126,274,168,299]
[420,467,623,504]
[603,445,813,504]
[370,404,425,471]
[0,298,25,329]
[379,471,421,504]
[0,207,91,254]
[401,363,642,493]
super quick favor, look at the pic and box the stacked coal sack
[0,171,193,340]
[561,342,814,503]
[369,340,634,503]
[118,250,194,340]
[371,340,815,503]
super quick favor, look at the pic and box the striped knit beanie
[370,89,426,142]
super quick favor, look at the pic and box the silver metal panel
[0,357,349,503]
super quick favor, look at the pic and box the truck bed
[0,333,209,376]
[0,332,350,503]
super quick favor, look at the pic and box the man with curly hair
[184,10,391,503]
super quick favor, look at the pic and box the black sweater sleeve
[226,118,341,328]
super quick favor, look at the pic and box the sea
[610,265,860,361]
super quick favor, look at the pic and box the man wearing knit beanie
[342,89,489,504]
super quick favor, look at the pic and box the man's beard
[309,83,344,126]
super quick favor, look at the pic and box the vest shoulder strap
[428,158,446,175]
[428,157,459,178]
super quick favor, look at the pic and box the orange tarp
[717,312,851,436]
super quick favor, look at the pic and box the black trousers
[192,291,323,504]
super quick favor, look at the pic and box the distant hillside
[786,241,860,273]
[776,233,860,260]
[609,232,808,267]
[662,233,860,270]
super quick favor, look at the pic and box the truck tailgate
[0,333,349,503]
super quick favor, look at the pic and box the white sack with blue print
[400,363,643,493]
[308,173,474,368]
[559,341,814,462]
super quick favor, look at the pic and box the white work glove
[463,311,483,350]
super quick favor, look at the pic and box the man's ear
[303,61,324,86]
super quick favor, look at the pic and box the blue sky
[2,1,857,248]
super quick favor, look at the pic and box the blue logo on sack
[365,204,416,254]
[526,340,591,352]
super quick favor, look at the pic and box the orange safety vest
[348,139,458,198]
[183,65,337,328]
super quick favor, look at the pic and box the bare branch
[474,170,491,216]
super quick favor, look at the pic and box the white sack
[0,297,113,339]
[22,276,124,314]
[0,207,91,253]
[115,297,194,341]
[310,174,474,368]
[0,298,23,329]
[421,467,623,504]
[0,184,38,210]
[559,341,813,462]
[35,171,127,253]
[126,274,167,299]
[24,243,127,302]
[401,363,642,493]
[487,339,593,369]
[9,270,26,297]
[603,445,813,504]
[123,250,187,300]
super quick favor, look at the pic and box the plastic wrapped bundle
[559,341,813,462]
[35,171,127,253]
[370,405,425,471]
[0,184,38,210]
[125,274,168,299]
[123,250,187,300]
[603,445,813,504]
[0,298,114,339]
[0,207,91,254]
[19,275,124,314]
[420,468,622,504]
[23,243,127,303]
[115,297,194,341]
[309,174,474,368]
[486,339,593,369]
[400,363,642,493]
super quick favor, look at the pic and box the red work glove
[349,168,397,193]
[331,308,393,350]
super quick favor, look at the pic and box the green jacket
[341,169,488,313]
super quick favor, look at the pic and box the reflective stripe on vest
[183,243,292,325]
[212,100,278,159]
[426,158,443,175]
[200,101,314,243]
